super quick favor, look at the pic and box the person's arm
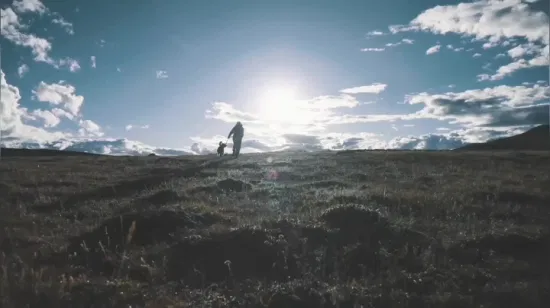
[228,127,235,139]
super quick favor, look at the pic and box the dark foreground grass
[1,150,549,307]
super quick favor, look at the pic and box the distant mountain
[0,138,194,157]
[457,125,550,151]
[0,148,100,157]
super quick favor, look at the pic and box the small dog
[217,141,227,156]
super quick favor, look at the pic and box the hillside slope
[0,147,101,157]
[1,151,549,307]
[458,125,550,150]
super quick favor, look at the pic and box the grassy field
[1,150,549,307]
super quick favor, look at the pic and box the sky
[1,0,549,155]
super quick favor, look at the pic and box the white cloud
[31,109,61,127]
[51,107,74,120]
[360,47,385,52]
[2,138,195,156]
[387,133,467,150]
[125,124,150,131]
[1,7,52,62]
[426,45,441,55]
[1,70,68,143]
[56,58,81,72]
[507,43,540,58]
[406,0,549,45]
[17,64,29,78]
[479,45,549,81]
[377,38,414,49]
[51,15,74,35]
[205,102,261,124]
[482,42,498,49]
[473,53,482,58]
[90,56,96,68]
[78,119,103,137]
[1,3,77,70]
[394,0,549,79]
[339,83,387,94]
[32,81,84,116]
[366,30,385,36]
[156,70,168,79]
[12,0,46,14]
[406,84,550,127]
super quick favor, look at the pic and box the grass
[1,150,549,307]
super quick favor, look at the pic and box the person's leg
[235,138,242,157]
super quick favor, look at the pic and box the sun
[258,86,310,124]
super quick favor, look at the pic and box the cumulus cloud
[1,7,52,62]
[32,81,84,116]
[51,107,74,120]
[1,1,77,70]
[30,109,61,127]
[156,70,168,79]
[426,45,441,55]
[340,83,387,94]
[405,0,549,45]
[17,64,29,78]
[473,53,482,58]
[1,70,68,143]
[12,0,46,14]
[392,0,549,79]
[480,45,549,81]
[90,56,96,68]
[387,133,467,150]
[406,84,550,127]
[78,119,103,137]
[507,43,539,58]
[385,125,536,150]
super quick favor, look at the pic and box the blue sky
[1,0,549,155]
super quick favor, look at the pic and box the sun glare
[259,86,311,124]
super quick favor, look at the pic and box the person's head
[236,121,242,126]
[219,141,223,146]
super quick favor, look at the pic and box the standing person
[228,121,244,158]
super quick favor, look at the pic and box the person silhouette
[228,121,244,158]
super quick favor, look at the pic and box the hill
[0,147,101,158]
[457,125,550,150]
[1,151,549,307]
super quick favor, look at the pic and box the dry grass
[1,150,549,307]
